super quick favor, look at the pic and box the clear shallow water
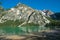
[0,26,49,35]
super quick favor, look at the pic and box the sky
[0,0,60,12]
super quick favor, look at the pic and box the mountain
[50,12,60,20]
[43,9,60,20]
[43,10,60,27]
[54,12,60,20]
[43,9,56,19]
[0,3,50,27]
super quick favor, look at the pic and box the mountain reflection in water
[0,26,48,35]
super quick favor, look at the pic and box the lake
[0,26,49,35]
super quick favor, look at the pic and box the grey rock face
[0,3,50,26]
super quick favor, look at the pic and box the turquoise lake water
[0,26,49,35]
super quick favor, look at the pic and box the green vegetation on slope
[0,20,39,27]
[0,20,21,27]
[45,17,60,29]
[22,22,39,26]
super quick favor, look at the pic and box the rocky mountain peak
[42,9,56,18]
[17,2,21,6]
[43,9,54,15]
[0,3,50,26]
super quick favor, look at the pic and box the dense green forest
[45,17,60,29]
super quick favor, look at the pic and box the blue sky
[0,0,60,12]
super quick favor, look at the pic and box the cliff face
[0,3,50,26]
